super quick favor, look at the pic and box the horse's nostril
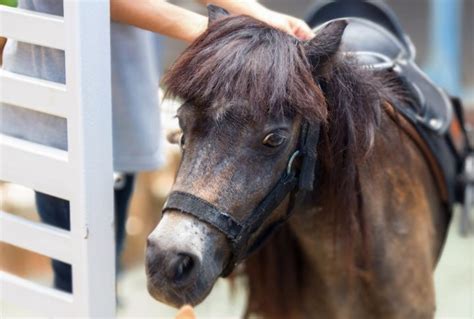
[165,252,198,286]
[146,237,155,248]
[176,255,193,280]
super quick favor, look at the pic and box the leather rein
[162,121,321,277]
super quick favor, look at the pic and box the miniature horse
[145,7,449,319]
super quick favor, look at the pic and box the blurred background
[1,0,473,318]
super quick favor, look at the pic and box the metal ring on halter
[286,150,301,175]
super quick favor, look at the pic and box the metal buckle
[460,154,474,236]
[286,150,300,175]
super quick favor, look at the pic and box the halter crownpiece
[162,120,321,276]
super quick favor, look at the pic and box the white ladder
[0,1,116,316]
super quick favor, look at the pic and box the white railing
[0,1,115,316]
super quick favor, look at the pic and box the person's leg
[114,174,135,270]
[35,192,72,293]
[35,174,135,292]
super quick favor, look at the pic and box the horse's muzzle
[144,210,228,307]
[146,238,201,289]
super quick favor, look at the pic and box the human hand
[204,1,315,41]
[256,8,315,41]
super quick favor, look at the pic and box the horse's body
[145,6,454,319]
[245,107,450,318]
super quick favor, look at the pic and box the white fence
[0,1,116,316]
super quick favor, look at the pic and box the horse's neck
[288,108,449,318]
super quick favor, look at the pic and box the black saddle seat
[312,16,453,135]
[324,17,409,67]
[305,0,415,58]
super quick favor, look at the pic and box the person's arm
[110,0,314,43]
[110,0,208,43]
[198,0,314,40]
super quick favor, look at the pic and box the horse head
[145,6,347,307]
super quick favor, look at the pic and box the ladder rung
[0,134,72,200]
[0,6,65,50]
[0,70,68,118]
[0,271,73,316]
[0,210,72,263]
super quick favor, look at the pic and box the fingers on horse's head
[145,211,229,307]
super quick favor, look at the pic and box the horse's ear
[304,20,347,73]
[207,4,230,25]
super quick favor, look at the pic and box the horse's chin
[146,272,219,308]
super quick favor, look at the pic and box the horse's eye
[179,134,185,150]
[262,132,286,147]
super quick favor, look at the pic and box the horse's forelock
[162,15,326,123]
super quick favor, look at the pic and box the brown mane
[163,15,409,318]
[162,15,326,122]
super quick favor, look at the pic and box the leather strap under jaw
[162,120,321,277]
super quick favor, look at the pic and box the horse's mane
[163,15,407,319]
[162,16,326,122]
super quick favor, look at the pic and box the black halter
[162,121,320,276]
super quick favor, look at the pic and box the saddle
[306,1,474,232]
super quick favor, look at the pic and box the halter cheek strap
[162,121,320,276]
[299,123,321,192]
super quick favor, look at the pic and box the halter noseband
[162,121,320,276]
